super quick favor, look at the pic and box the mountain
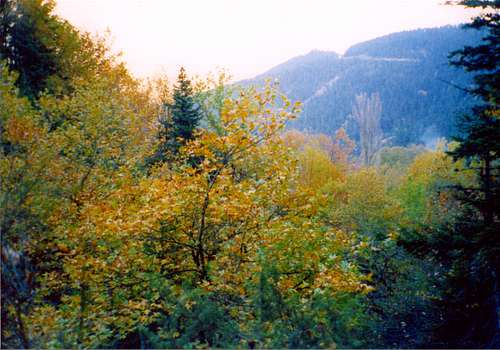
[240,26,484,146]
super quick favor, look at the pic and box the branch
[437,77,473,94]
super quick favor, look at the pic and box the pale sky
[55,0,477,81]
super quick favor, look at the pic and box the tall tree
[170,67,201,142]
[149,67,202,166]
[352,93,388,166]
[448,0,500,226]
[1,0,70,97]
[442,1,500,347]
[0,0,118,99]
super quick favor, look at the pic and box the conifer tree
[1,0,59,98]
[448,0,500,227]
[170,67,201,144]
[149,67,202,166]
[440,1,500,347]
[0,0,119,100]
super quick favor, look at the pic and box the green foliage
[448,0,500,105]
[399,178,428,225]
[169,67,202,143]
[359,240,442,348]
[379,145,426,170]
[121,266,369,349]
[324,168,402,239]
[0,60,44,349]
[244,264,369,349]
[1,0,60,97]
[434,1,500,346]
[448,0,500,225]
[139,285,241,349]
[0,0,116,99]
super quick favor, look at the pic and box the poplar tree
[352,92,387,166]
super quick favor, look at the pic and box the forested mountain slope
[241,26,484,145]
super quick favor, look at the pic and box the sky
[55,0,478,81]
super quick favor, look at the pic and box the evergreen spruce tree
[448,0,500,226]
[170,67,201,145]
[437,1,500,347]
[148,67,202,166]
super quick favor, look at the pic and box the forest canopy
[0,0,499,348]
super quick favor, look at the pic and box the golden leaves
[7,75,368,347]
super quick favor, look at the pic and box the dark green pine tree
[148,67,202,167]
[436,1,500,347]
[169,67,202,145]
[1,0,61,99]
[448,0,499,229]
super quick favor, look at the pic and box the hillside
[241,26,484,145]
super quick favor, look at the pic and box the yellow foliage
[326,168,403,237]
[298,145,344,191]
[2,60,365,346]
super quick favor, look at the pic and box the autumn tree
[18,83,368,348]
[352,93,388,166]
[0,10,155,342]
[0,62,46,349]
[330,127,356,166]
